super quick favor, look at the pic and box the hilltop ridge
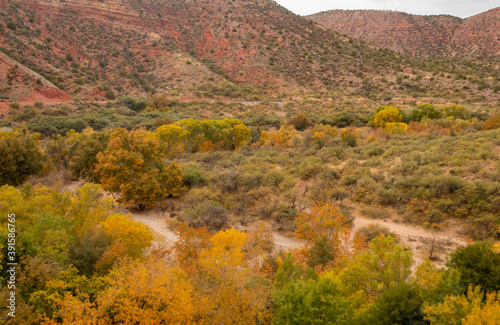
[308,8,500,59]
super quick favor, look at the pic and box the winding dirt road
[62,180,468,263]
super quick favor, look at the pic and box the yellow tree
[96,128,184,209]
[269,125,298,147]
[244,222,275,273]
[462,291,500,325]
[424,285,484,325]
[195,229,272,324]
[100,214,153,258]
[96,259,194,325]
[43,258,195,325]
[373,106,403,128]
[155,124,189,156]
[232,123,251,150]
[295,202,352,267]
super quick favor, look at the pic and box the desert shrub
[377,188,401,206]
[212,169,240,193]
[366,146,385,157]
[113,106,138,117]
[16,106,37,121]
[319,168,340,182]
[238,167,265,190]
[6,21,16,30]
[182,165,207,188]
[425,175,464,198]
[118,96,148,112]
[295,156,324,180]
[263,169,286,187]
[288,113,312,131]
[360,206,392,220]
[33,101,44,110]
[0,120,11,128]
[28,116,87,136]
[181,198,229,231]
[340,175,358,186]
[9,102,20,110]
[329,112,356,127]
[356,175,378,201]
[105,89,116,100]
[340,128,358,147]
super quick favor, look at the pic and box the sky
[273,0,499,18]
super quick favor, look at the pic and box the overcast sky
[274,0,499,18]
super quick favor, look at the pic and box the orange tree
[295,202,352,268]
[96,128,184,209]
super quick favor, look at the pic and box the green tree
[0,128,44,186]
[442,104,471,120]
[273,277,354,325]
[337,235,414,308]
[68,128,110,183]
[411,104,442,122]
[359,282,424,325]
[447,241,500,293]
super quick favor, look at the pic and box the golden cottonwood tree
[99,214,153,261]
[96,128,184,209]
[193,229,272,325]
[40,259,195,325]
[373,106,403,128]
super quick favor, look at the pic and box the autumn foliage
[96,128,184,208]
[482,113,500,130]
[295,202,352,268]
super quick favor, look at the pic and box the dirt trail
[127,210,178,243]
[352,210,468,267]
[61,181,467,262]
[272,233,303,250]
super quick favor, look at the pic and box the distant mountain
[0,0,498,103]
[308,8,500,59]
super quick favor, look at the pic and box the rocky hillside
[0,0,499,103]
[308,8,500,59]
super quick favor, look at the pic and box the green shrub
[182,167,207,188]
[6,21,16,30]
[105,89,116,100]
[357,223,397,242]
